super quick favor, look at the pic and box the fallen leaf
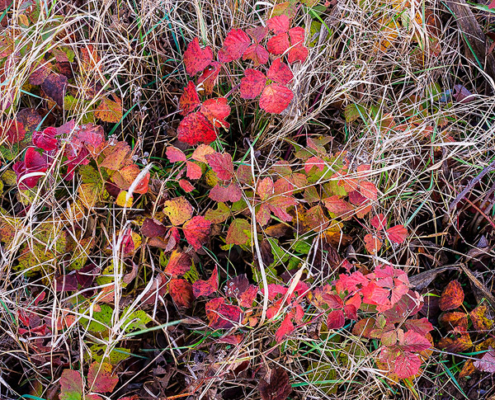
[87,362,118,394]
[95,96,123,123]
[164,250,191,277]
[169,278,194,308]
[386,225,408,244]
[259,367,292,400]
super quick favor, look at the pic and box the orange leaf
[193,265,218,298]
[169,278,194,308]
[164,250,191,277]
[95,96,123,123]
[364,233,382,254]
[439,280,464,311]
[163,197,193,226]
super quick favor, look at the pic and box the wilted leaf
[191,144,215,163]
[193,265,218,297]
[183,216,211,250]
[470,305,494,332]
[164,250,191,277]
[1,120,25,144]
[41,72,67,107]
[259,83,293,114]
[259,367,292,400]
[206,297,243,329]
[197,61,221,95]
[439,312,468,331]
[474,349,495,373]
[439,280,464,311]
[141,218,167,238]
[163,197,193,226]
[183,37,213,76]
[87,362,118,394]
[205,202,230,223]
[169,278,194,308]
[364,233,382,254]
[437,331,472,352]
[95,96,123,123]
[226,219,251,245]
[371,213,387,230]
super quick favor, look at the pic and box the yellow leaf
[116,191,133,207]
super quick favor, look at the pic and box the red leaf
[14,147,48,189]
[324,195,354,218]
[209,183,242,202]
[60,369,83,400]
[371,213,387,230]
[267,58,293,85]
[240,69,266,99]
[169,278,194,308]
[183,37,213,76]
[197,61,222,95]
[193,265,218,298]
[179,81,200,116]
[287,27,308,64]
[206,297,243,329]
[267,15,290,34]
[267,33,290,55]
[259,83,293,114]
[141,218,167,238]
[405,318,434,336]
[490,0,495,9]
[239,285,258,307]
[243,44,269,66]
[322,293,344,309]
[179,179,195,193]
[399,330,432,353]
[218,29,251,62]
[275,313,295,342]
[439,280,464,311]
[205,152,234,180]
[1,120,25,144]
[164,250,191,277]
[364,233,382,254]
[257,177,274,200]
[177,111,217,145]
[386,225,408,244]
[259,367,292,400]
[200,98,231,129]
[247,26,269,42]
[394,351,422,379]
[166,146,186,163]
[304,156,324,174]
[474,349,495,373]
[87,362,118,394]
[183,216,211,250]
[33,127,57,151]
[186,161,202,179]
[327,309,345,329]
[359,181,378,200]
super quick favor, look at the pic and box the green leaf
[344,103,366,123]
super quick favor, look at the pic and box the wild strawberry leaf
[240,69,266,99]
[394,351,422,379]
[200,98,230,129]
[242,44,269,66]
[257,177,274,200]
[177,111,217,145]
[439,280,464,311]
[191,144,215,163]
[327,309,345,329]
[226,218,251,245]
[41,72,67,107]
[371,213,387,230]
[405,318,434,335]
[163,197,193,226]
[206,152,234,180]
[164,250,191,277]
[359,181,378,200]
[246,26,269,42]
[364,233,382,254]
[179,179,195,192]
[197,61,222,95]
[99,142,132,170]
[275,313,295,342]
[33,127,57,151]
[205,202,230,223]
[218,29,251,63]
[14,147,49,189]
[179,81,200,116]
[186,161,202,179]
[193,265,218,297]
[60,369,83,400]
[399,330,431,353]
[266,33,290,55]
[267,15,290,34]
[324,196,353,219]
[205,297,243,329]
[209,183,242,202]
[267,58,293,85]
[183,216,211,250]
[287,27,308,64]
[183,37,213,76]
[386,225,408,244]
[87,362,118,394]
[95,95,123,123]
[1,120,25,144]
[439,311,469,331]
[169,278,194,308]
[166,146,187,163]
[112,164,150,194]
[141,218,167,238]
[259,83,293,114]
[470,305,494,331]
